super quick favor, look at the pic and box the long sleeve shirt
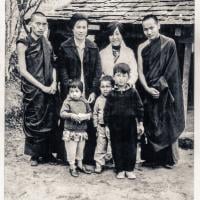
[93,95,107,127]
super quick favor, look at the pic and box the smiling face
[100,80,112,97]
[109,27,123,46]
[69,87,82,100]
[72,20,88,42]
[114,72,129,88]
[30,15,47,39]
[142,18,160,41]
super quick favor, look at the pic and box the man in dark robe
[17,12,63,166]
[137,14,185,168]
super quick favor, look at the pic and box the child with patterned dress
[60,80,92,177]
[93,75,115,173]
[104,63,144,179]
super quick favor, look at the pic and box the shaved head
[31,12,46,22]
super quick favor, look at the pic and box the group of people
[16,11,185,179]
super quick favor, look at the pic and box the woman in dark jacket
[57,13,102,165]
[58,13,102,101]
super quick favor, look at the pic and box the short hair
[100,75,115,87]
[113,63,130,75]
[70,13,89,29]
[106,22,125,37]
[142,14,159,24]
[68,79,83,93]
[31,12,46,22]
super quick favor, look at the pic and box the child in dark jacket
[104,63,144,179]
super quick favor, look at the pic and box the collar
[99,94,107,99]
[62,37,97,49]
[149,34,160,43]
[74,37,85,49]
[114,84,131,92]
[112,45,121,50]
[29,33,43,43]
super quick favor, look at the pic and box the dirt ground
[4,80,194,200]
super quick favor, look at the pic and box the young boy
[93,75,114,173]
[104,63,144,179]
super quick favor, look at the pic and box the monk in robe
[17,12,62,166]
[137,14,185,168]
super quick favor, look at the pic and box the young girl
[60,80,92,177]
[104,63,144,179]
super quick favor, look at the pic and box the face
[114,72,129,88]
[100,81,112,97]
[73,20,88,41]
[142,18,160,41]
[30,15,47,38]
[69,87,82,100]
[109,28,123,46]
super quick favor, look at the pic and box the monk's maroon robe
[17,35,60,158]
[139,35,185,164]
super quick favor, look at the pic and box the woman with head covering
[100,22,138,86]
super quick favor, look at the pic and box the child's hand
[94,126,98,137]
[78,113,91,121]
[105,126,110,139]
[70,113,81,123]
[137,122,144,136]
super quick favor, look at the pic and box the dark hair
[100,75,115,87]
[106,22,124,37]
[142,14,159,24]
[113,63,130,75]
[70,13,89,29]
[68,79,83,93]
[31,12,46,22]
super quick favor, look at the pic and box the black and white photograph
[2,0,199,199]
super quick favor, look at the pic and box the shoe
[69,168,79,177]
[116,171,125,179]
[77,166,92,174]
[94,165,102,174]
[105,159,115,169]
[30,159,38,167]
[163,164,175,169]
[48,154,58,165]
[125,171,136,179]
[142,161,158,168]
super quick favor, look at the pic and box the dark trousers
[111,137,137,173]
[83,120,96,165]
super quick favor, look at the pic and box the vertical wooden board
[182,43,192,125]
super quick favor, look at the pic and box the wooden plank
[182,43,192,125]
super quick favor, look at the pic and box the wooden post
[182,43,192,126]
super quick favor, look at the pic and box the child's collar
[114,84,131,91]
[66,95,84,101]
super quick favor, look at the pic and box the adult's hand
[41,85,52,94]
[147,87,160,99]
[50,81,57,94]
[88,92,96,103]
[137,122,144,136]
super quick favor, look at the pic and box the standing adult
[137,14,185,168]
[57,13,102,164]
[17,12,59,166]
[100,22,138,86]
